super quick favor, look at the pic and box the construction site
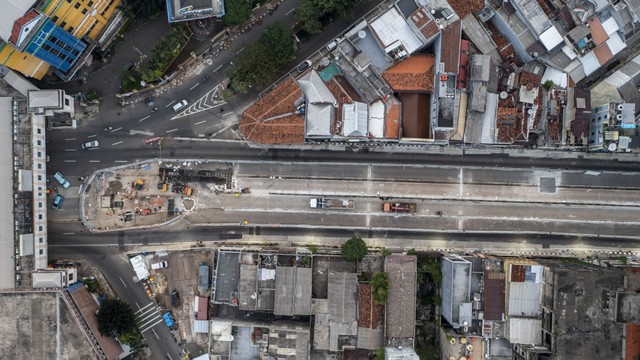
[81,161,234,231]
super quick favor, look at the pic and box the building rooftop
[587,16,609,46]
[328,272,358,323]
[441,20,462,74]
[342,102,369,137]
[441,255,472,328]
[240,78,305,144]
[0,0,34,43]
[510,0,553,35]
[369,7,425,56]
[382,54,435,92]
[274,266,312,316]
[0,96,14,289]
[483,271,505,321]
[507,264,543,317]
[214,251,240,303]
[408,8,440,42]
[398,92,431,139]
[385,255,417,339]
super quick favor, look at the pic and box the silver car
[82,140,99,149]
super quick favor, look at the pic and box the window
[88,0,93,5]
[37,128,41,134]
[74,2,80,8]
[37,140,41,145]
[38,175,42,181]
[81,8,87,14]
[67,26,74,33]
[39,226,43,231]
[37,164,42,170]
[37,151,42,157]
[59,22,66,29]
[38,214,42,220]
[39,238,43,244]
[66,0,71,2]
[65,99,69,106]
[52,15,59,23]
[39,202,43,208]
[39,249,43,255]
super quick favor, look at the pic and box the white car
[151,261,168,270]
[82,140,99,149]
[173,100,188,112]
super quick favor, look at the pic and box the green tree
[118,331,142,348]
[371,272,389,304]
[341,236,368,261]
[260,23,296,67]
[96,298,136,336]
[296,0,324,35]
[307,244,319,253]
[374,349,384,360]
[381,247,391,257]
[543,80,554,90]
[119,0,165,19]
[224,0,253,25]
[418,258,442,285]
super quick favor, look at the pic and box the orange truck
[382,202,417,213]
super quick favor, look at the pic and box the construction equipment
[309,197,355,209]
[132,179,144,190]
[183,186,193,196]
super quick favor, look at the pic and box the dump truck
[309,197,355,209]
[383,202,417,213]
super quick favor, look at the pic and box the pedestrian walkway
[135,302,164,334]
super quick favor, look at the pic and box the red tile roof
[409,8,440,40]
[448,0,484,18]
[593,43,613,65]
[626,324,640,360]
[457,39,469,89]
[399,92,431,139]
[385,96,401,139]
[9,10,40,46]
[382,54,435,92]
[588,16,609,46]
[240,78,305,144]
[441,20,462,73]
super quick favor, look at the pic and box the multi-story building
[0,66,74,289]
[0,0,124,81]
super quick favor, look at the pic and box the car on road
[173,100,188,112]
[151,261,168,269]
[52,194,64,209]
[82,140,99,149]
[53,172,70,189]
[297,60,312,73]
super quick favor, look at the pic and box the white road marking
[119,277,128,288]
[194,120,206,125]
[222,112,234,117]
[62,232,75,235]
[130,130,154,136]
[165,100,176,108]
[189,83,200,91]
[152,329,160,339]
[112,141,123,146]
[114,160,128,163]
[236,47,245,54]
[286,8,295,15]
[214,64,222,72]
[166,128,178,133]
[111,127,123,132]
[64,149,77,152]
[166,353,173,360]
[134,302,154,314]
[138,115,151,122]
[64,160,76,163]
[139,318,164,333]
[64,138,76,141]
[87,134,97,138]
[89,160,100,163]
[135,302,141,310]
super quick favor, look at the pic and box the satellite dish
[618,104,625,110]
[358,30,366,39]
[500,91,508,99]
[617,114,623,120]
[608,143,617,151]
[527,109,533,115]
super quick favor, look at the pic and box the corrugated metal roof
[370,7,425,54]
[508,318,542,344]
[193,320,209,333]
[343,102,368,137]
[606,32,627,56]
[579,52,600,76]
[129,255,150,281]
[539,26,563,51]
[508,282,542,317]
[483,271,505,320]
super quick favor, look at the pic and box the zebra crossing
[135,302,164,334]
[171,84,227,120]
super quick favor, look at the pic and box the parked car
[151,261,168,269]
[297,60,312,73]
[53,172,70,189]
[52,194,64,209]
[82,140,99,149]
[172,100,188,112]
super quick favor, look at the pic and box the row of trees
[227,24,296,92]
[118,0,165,20]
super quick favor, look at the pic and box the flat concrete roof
[274,266,312,315]
[0,97,14,289]
[385,255,416,339]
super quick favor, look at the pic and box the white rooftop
[32,271,64,288]
[129,255,150,281]
[606,32,626,56]
[601,17,620,36]
[0,97,14,289]
[28,89,61,108]
[579,52,600,76]
[539,26,563,51]
[541,67,568,88]
[342,102,368,137]
[369,7,424,55]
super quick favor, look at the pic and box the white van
[151,261,168,269]
[173,100,188,112]
[53,172,71,189]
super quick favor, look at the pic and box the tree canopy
[223,0,253,25]
[296,0,362,34]
[371,272,389,304]
[96,298,137,336]
[228,23,296,92]
[341,236,368,261]
[118,0,165,19]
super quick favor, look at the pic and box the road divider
[166,128,178,133]
[112,141,123,146]
[189,83,200,91]
[64,138,76,141]
[111,127,123,133]
[138,115,151,122]
[130,130,155,136]
[165,100,176,108]
[194,120,206,125]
